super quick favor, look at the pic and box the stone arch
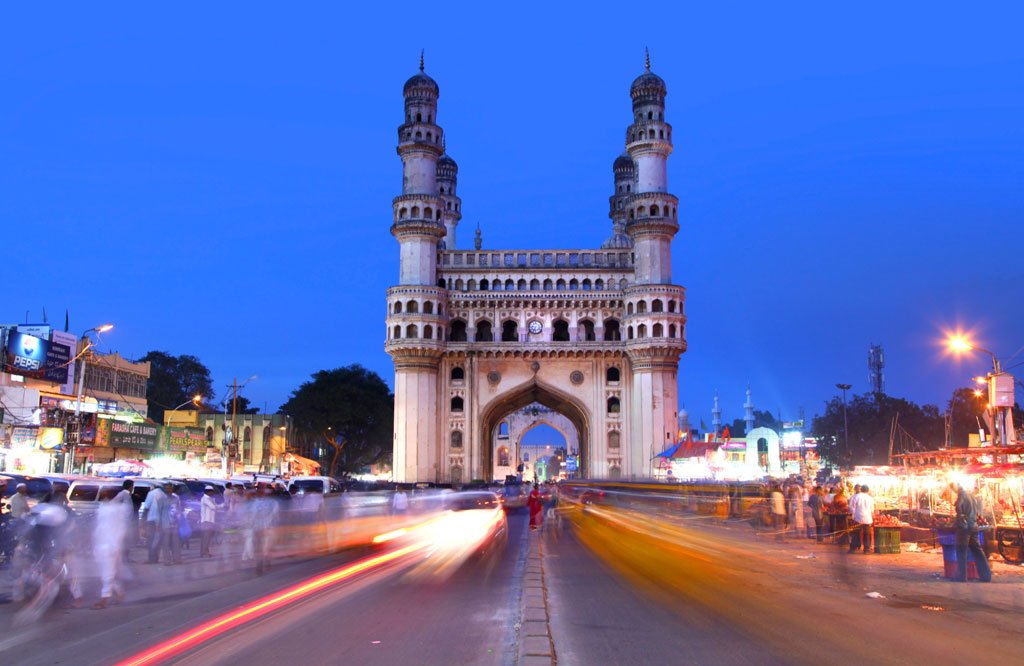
[478,379,591,479]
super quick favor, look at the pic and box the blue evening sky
[3,3,1021,435]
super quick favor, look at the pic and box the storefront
[0,425,64,474]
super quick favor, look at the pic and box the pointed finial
[419,49,425,72]
[645,47,650,72]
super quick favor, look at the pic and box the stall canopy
[283,452,321,476]
[93,459,150,477]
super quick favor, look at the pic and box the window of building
[475,320,493,342]
[552,319,570,342]
[604,319,621,341]
[406,324,418,338]
[451,396,464,412]
[449,320,467,342]
[609,431,620,449]
[423,301,434,314]
[606,367,620,382]
[451,430,463,449]
[501,320,518,342]
[407,300,419,314]
[497,446,510,467]
[652,299,663,312]
[579,319,595,341]
[607,397,621,414]
[498,422,509,437]
[393,302,403,314]
[451,366,465,381]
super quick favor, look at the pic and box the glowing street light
[946,334,1000,373]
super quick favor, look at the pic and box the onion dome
[601,231,634,249]
[437,153,458,170]
[404,51,439,95]
[631,48,666,97]
[613,152,634,172]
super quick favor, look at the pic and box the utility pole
[836,383,852,465]
[231,376,239,473]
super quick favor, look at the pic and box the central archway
[478,379,591,480]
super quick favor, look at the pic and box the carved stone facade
[386,58,687,482]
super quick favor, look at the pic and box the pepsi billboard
[3,331,50,379]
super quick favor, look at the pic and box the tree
[947,387,987,445]
[727,418,747,438]
[811,392,944,467]
[140,351,216,424]
[280,365,394,476]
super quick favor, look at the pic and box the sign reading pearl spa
[109,421,159,450]
[167,427,208,452]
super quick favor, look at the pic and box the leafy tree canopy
[280,364,393,476]
[140,351,216,424]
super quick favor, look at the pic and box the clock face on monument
[528,321,543,335]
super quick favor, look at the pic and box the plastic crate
[936,529,986,547]
[943,560,980,580]
[874,527,901,554]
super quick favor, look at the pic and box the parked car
[1,474,63,514]
[67,478,127,517]
[288,476,342,496]
[500,484,528,510]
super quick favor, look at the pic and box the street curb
[517,529,556,665]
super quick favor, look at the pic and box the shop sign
[38,427,64,450]
[42,339,71,384]
[11,426,39,447]
[167,427,208,452]
[3,331,50,379]
[109,421,159,450]
[204,448,222,464]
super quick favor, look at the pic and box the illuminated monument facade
[385,54,686,482]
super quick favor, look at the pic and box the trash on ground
[865,592,886,599]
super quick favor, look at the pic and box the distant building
[868,344,885,394]
[164,409,293,475]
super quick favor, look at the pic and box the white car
[288,476,342,495]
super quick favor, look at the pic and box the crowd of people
[0,479,329,621]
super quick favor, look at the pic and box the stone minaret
[624,50,686,475]
[603,152,635,249]
[437,150,461,249]
[387,54,448,482]
[744,385,755,434]
[712,391,722,435]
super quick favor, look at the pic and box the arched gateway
[386,57,687,482]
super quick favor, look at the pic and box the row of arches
[626,298,679,315]
[626,323,680,339]
[448,318,621,343]
[627,204,677,220]
[635,110,664,122]
[440,277,630,292]
[630,127,671,142]
[391,323,442,340]
[392,300,444,315]
[406,112,433,123]
[449,365,620,383]
[397,205,443,221]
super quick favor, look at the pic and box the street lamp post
[947,335,1014,446]
[68,323,113,474]
[836,383,852,465]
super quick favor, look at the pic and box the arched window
[668,300,676,313]
[411,206,420,217]
[449,320,467,342]
[579,319,596,341]
[637,324,647,338]
[450,430,463,449]
[426,132,432,143]
[505,279,514,290]
[608,431,621,449]
[653,323,663,337]
[627,302,634,315]
[424,206,432,218]
[569,279,579,290]
[455,279,465,290]
[497,446,510,467]
[479,279,488,290]
[475,320,493,342]
[467,279,477,290]
[647,111,653,120]
[626,185,631,193]
[552,319,570,342]
[451,396,464,412]
[437,326,444,340]
[638,206,647,217]
[619,279,628,291]
[651,205,659,216]
[423,324,433,339]
[415,131,422,140]
[652,299,663,312]
[595,279,605,291]
[423,301,433,314]
[627,326,634,340]
[582,279,592,291]
[399,208,408,219]
[407,300,419,313]
[669,324,677,338]
[530,278,540,290]
[498,422,509,437]
[606,367,621,382]
[629,209,635,220]
[243,426,252,462]
[451,366,465,381]
[416,112,422,122]
[543,279,553,291]
[262,426,271,449]
[607,397,621,414]
[517,279,527,290]
[556,279,566,291]
[406,324,418,338]
[637,300,647,314]
[393,325,401,339]
[206,426,214,442]
[604,319,621,341]
[393,301,403,314]
[501,320,518,342]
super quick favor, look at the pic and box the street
[3,506,1024,666]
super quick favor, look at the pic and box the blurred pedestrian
[199,485,218,558]
[787,483,805,535]
[92,489,130,608]
[115,480,136,562]
[11,483,30,519]
[849,485,874,554]
[528,484,543,530]
[141,482,168,564]
[392,488,409,515]
[950,482,992,582]
[769,484,786,539]
[252,485,279,575]
[808,486,826,543]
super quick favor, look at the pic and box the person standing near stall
[849,485,874,554]
[950,482,992,582]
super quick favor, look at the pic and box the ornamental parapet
[625,217,679,239]
[440,249,634,271]
[442,342,628,360]
[390,219,446,239]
